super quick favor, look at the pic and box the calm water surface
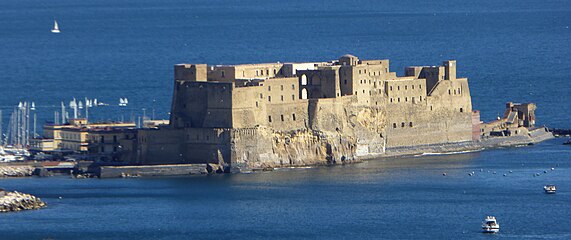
[1,139,571,239]
[1,0,570,239]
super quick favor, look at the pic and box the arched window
[301,75,307,86]
[301,88,308,99]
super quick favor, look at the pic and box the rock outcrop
[0,191,46,212]
[0,166,34,177]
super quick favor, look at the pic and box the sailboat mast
[0,109,3,146]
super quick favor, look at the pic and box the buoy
[503,174,507,177]
[551,168,555,171]
[509,170,513,173]
[443,172,447,176]
[58,196,63,199]
[544,170,548,173]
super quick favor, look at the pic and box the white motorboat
[544,185,556,194]
[482,216,500,233]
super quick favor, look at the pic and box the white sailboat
[51,20,60,33]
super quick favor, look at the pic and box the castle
[136,55,480,171]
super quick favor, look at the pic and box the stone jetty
[0,166,35,177]
[0,190,46,212]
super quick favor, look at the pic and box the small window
[260,93,263,99]
[390,98,393,103]
[281,85,284,91]
[398,86,400,91]
[405,97,408,102]
[449,89,451,95]
[268,86,271,91]
[292,114,296,121]
[256,70,259,76]
[409,122,413,127]
[292,84,295,90]
[393,123,397,128]
[266,69,269,75]
[255,101,259,107]
[292,95,295,100]
[405,85,408,90]
[419,85,422,89]
[281,95,284,101]
[460,108,464,113]
[268,96,271,102]
[268,116,272,122]
[401,122,405,127]
[221,71,225,78]
[344,79,347,85]
[261,70,264,76]
[280,115,284,121]
[274,69,277,75]
[398,98,400,102]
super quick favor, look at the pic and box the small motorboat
[544,185,556,194]
[482,216,500,233]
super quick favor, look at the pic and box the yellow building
[32,118,136,153]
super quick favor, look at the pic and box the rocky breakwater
[0,190,47,212]
[0,166,35,177]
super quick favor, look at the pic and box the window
[393,123,397,128]
[405,85,407,90]
[268,116,272,122]
[344,79,347,85]
[419,85,422,89]
[409,122,413,127]
[255,101,258,107]
[398,86,400,90]
[266,69,269,75]
[292,84,295,90]
[274,69,277,75]
[292,114,296,121]
[390,98,393,103]
[281,95,284,101]
[261,70,264,76]
[260,93,263,99]
[390,86,393,91]
[281,115,284,121]
[420,96,422,101]
[405,97,408,102]
[221,71,225,78]
[460,108,464,113]
[256,70,259,76]
[268,86,271,91]
[412,97,415,102]
[449,89,451,95]
[398,98,400,102]
[292,95,295,100]
[268,96,271,102]
[281,85,284,91]
[412,85,415,90]
[401,122,405,127]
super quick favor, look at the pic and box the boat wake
[416,148,484,157]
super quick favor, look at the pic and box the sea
[0,0,570,239]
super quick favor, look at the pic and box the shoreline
[0,127,556,178]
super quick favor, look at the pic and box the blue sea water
[1,0,571,239]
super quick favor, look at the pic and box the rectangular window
[268,116,272,122]
[292,95,295,100]
[268,96,271,102]
[281,115,284,121]
[292,114,296,121]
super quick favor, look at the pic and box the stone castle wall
[137,56,478,170]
